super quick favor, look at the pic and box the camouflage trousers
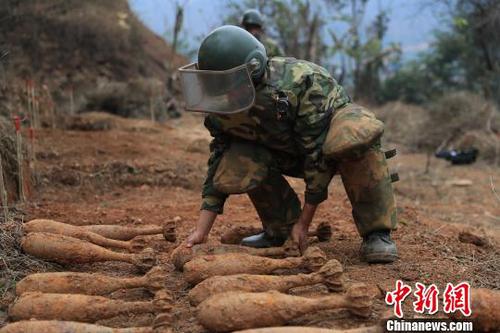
[212,104,397,238]
[338,144,397,237]
[247,168,302,238]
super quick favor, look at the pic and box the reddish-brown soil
[1,113,499,331]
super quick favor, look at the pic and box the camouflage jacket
[202,57,351,213]
[260,35,284,58]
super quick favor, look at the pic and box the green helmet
[198,25,267,80]
[241,9,264,28]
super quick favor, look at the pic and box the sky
[129,0,443,60]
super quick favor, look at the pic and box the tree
[222,0,399,103]
[223,0,331,64]
[381,0,500,105]
[379,61,433,104]
[167,1,185,91]
[453,0,500,101]
[328,0,400,103]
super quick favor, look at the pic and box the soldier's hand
[186,210,217,248]
[186,230,208,248]
[291,223,309,254]
[292,203,317,254]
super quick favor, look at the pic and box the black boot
[361,230,398,263]
[241,232,287,248]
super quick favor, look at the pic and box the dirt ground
[1,113,499,331]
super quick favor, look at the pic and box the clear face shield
[178,62,257,114]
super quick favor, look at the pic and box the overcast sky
[129,0,443,59]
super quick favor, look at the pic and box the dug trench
[0,113,498,331]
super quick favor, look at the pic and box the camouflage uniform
[200,57,397,238]
[259,35,284,58]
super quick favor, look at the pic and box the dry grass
[0,118,52,321]
[455,244,500,290]
[374,101,430,152]
[427,92,498,151]
[375,92,500,164]
[0,217,59,297]
[84,78,165,118]
[0,216,60,329]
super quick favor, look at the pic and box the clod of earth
[220,222,332,244]
[196,283,373,332]
[183,246,327,285]
[233,325,383,333]
[458,230,489,247]
[8,289,173,323]
[314,222,333,241]
[0,320,154,333]
[15,266,166,296]
[82,219,177,242]
[170,240,300,271]
[188,259,344,305]
[450,288,500,332]
[21,232,156,272]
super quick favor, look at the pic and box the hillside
[0,0,186,118]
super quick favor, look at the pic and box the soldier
[178,26,398,263]
[241,9,284,58]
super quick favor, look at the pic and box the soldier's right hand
[186,209,217,247]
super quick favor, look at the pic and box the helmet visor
[178,63,256,114]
